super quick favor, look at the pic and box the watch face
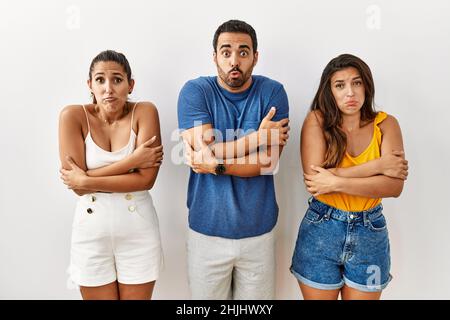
[215,164,226,175]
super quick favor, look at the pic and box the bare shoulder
[59,104,85,123]
[304,110,324,128]
[379,113,401,133]
[135,101,158,114]
[134,102,160,134]
[134,101,158,118]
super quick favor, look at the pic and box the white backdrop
[1,0,449,299]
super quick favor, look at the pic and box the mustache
[229,67,243,74]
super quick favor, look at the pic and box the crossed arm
[58,103,163,195]
[182,109,289,177]
[301,111,408,198]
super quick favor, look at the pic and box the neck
[341,112,361,132]
[96,102,128,125]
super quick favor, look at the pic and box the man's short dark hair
[213,20,258,53]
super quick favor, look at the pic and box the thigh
[299,282,340,300]
[341,285,382,300]
[80,281,119,300]
[187,229,234,300]
[118,281,155,300]
[344,216,391,292]
[233,231,275,300]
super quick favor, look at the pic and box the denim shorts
[290,197,392,292]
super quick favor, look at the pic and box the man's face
[214,32,258,92]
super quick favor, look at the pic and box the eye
[353,80,363,86]
[95,77,104,83]
[335,83,344,89]
[114,77,123,83]
[222,51,230,58]
[240,51,248,57]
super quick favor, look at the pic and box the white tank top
[82,102,138,170]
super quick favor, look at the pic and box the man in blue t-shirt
[177,19,290,299]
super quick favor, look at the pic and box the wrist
[80,175,91,189]
[214,162,226,175]
[333,176,345,192]
[129,152,138,168]
[375,158,383,175]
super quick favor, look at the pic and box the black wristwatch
[214,163,226,175]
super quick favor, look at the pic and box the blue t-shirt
[177,75,289,239]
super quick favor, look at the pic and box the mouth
[103,97,117,102]
[345,101,358,106]
[229,71,242,78]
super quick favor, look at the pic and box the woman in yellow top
[290,54,408,300]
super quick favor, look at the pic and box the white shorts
[69,191,163,287]
[187,228,275,300]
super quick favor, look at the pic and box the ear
[213,51,217,64]
[128,79,135,93]
[87,79,92,90]
[253,51,259,67]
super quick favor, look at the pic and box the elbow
[142,177,157,190]
[391,181,404,198]
[259,159,280,175]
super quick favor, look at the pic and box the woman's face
[88,61,134,112]
[330,67,365,116]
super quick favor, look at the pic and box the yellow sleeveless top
[316,111,387,212]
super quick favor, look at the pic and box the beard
[217,65,253,89]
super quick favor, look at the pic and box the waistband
[308,196,383,223]
[79,191,151,202]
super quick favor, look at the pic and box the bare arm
[85,136,162,177]
[303,114,406,198]
[81,103,162,192]
[334,115,406,198]
[222,145,284,177]
[61,103,162,193]
[183,123,286,178]
[211,107,289,159]
[301,111,407,179]
[58,105,95,196]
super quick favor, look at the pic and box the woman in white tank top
[58,50,164,300]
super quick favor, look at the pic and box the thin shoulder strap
[81,104,91,133]
[130,101,139,132]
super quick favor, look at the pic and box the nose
[104,80,113,93]
[346,86,354,97]
[230,52,239,68]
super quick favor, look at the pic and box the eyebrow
[219,44,251,50]
[94,72,124,77]
[333,76,362,83]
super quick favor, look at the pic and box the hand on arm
[60,103,163,193]
[210,107,289,159]
[332,115,407,198]
[302,113,407,198]
[85,136,163,177]
[182,108,288,177]
[327,150,408,179]
[185,137,284,178]
[58,105,96,196]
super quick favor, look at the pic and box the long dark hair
[311,53,377,168]
[88,50,132,104]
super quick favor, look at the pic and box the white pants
[187,228,275,300]
[69,191,163,287]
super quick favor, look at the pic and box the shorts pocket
[367,213,387,232]
[72,199,94,227]
[133,201,157,228]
